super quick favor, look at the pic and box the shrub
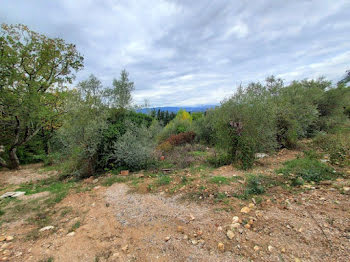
[106,122,156,170]
[207,153,232,167]
[166,131,196,146]
[245,174,266,195]
[157,141,173,152]
[277,157,336,183]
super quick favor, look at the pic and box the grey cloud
[1,0,349,106]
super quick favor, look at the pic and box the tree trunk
[9,148,20,169]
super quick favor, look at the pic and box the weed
[70,221,81,232]
[245,174,266,195]
[156,174,171,186]
[60,207,73,217]
[209,176,230,185]
[0,209,4,216]
[277,157,337,183]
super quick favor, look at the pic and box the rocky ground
[0,150,350,262]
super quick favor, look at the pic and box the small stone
[39,226,54,232]
[217,226,223,231]
[232,216,239,223]
[217,242,225,252]
[198,239,205,245]
[295,258,301,262]
[177,226,184,233]
[268,245,274,252]
[189,214,195,221]
[5,236,13,242]
[230,223,240,230]
[244,224,251,229]
[164,236,171,242]
[0,236,5,242]
[183,235,188,240]
[226,230,235,240]
[343,187,350,192]
[93,186,101,190]
[248,219,254,225]
[121,245,128,252]
[67,232,75,237]
[254,245,260,251]
[112,252,120,257]
[240,207,250,214]
[191,239,198,245]
[281,248,286,253]
[248,203,255,208]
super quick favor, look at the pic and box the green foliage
[209,176,230,185]
[244,174,266,195]
[105,69,134,109]
[70,221,81,232]
[106,121,156,170]
[277,157,336,183]
[0,24,83,169]
[156,174,172,186]
[207,153,231,167]
[157,110,193,142]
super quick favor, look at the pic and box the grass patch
[189,151,208,157]
[102,175,130,186]
[277,156,338,183]
[156,174,172,186]
[70,221,81,232]
[209,176,231,185]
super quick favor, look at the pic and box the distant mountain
[138,105,217,114]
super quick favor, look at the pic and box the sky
[1,0,350,106]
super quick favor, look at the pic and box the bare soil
[0,150,350,262]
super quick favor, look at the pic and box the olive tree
[0,24,83,169]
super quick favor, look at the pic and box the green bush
[207,153,232,167]
[277,157,336,183]
[245,174,266,195]
[106,122,156,170]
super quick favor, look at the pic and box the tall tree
[0,24,84,169]
[107,69,134,109]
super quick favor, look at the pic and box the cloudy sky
[1,0,350,106]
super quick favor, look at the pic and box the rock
[5,236,13,242]
[232,216,239,224]
[121,245,128,252]
[189,214,195,221]
[183,235,188,240]
[0,192,25,199]
[230,223,240,230]
[255,153,268,159]
[0,236,5,242]
[226,230,235,240]
[1,243,9,249]
[67,232,75,237]
[268,245,274,252]
[191,239,198,245]
[295,258,301,262]
[93,186,101,190]
[248,203,255,208]
[244,224,251,229]
[254,245,260,251]
[217,226,223,231]
[240,207,250,214]
[39,226,54,232]
[217,242,225,252]
[343,187,350,192]
[92,179,98,184]
[281,248,286,253]
[164,236,171,242]
[177,226,184,233]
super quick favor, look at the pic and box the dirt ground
[0,150,350,262]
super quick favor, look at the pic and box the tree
[338,70,350,85]
[0,24,84,169]
[107,69,134,109]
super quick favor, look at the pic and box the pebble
[191,239,198,245]
[240,207,250,214]
[268,245,274,252]
[39,226,54,232]
[177,226,184,233]
[343,187,350,192]
[248,203,255,208]
[244,224,251,229]
[121,245,128,252]
[67,232,75,237]
[189,214,195,221]
[254,245,260,251]
[232,216,239,223]
[217,226,223,231]
[226,230,235,240]
[0,236,5,242]
[164,236,171,242]
[183,235,188,240]
[5,236,13,242]
[217,242,225,252]
[230,223,240,230]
